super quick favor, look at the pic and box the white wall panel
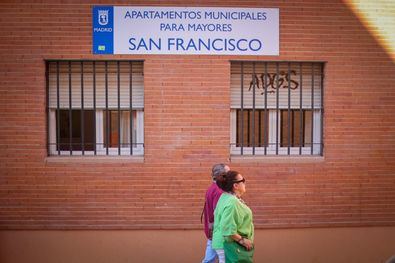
[48,61,144,109]
[231,62,323,109]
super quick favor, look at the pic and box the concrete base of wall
[1,227,394,263]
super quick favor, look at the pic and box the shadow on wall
[386,255,395,263]
[344,0,395,62]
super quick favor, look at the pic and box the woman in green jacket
[212,170,254,263]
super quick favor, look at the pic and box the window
[236,109,268,147]
[230,61,324,156]
[46,60,144,156]
[103,110,137,148]
[57,109,95,151]
[280,109,312,148]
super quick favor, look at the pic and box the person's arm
[230,234,253,251]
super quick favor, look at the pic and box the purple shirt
[203,182,223,239]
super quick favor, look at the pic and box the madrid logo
[98,10,109,26]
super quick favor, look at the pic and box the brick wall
[0,0,394,230]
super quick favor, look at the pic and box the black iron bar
[258,110,262,147]
[105,61,109,155]
[240,62,244,155]
[320,64,324,156]
[247,110,250,147]
[276,63,279,155]
[311,63,315,155]
[93,61,97,155]
[81,62,84,155]
[299,63,303,154]
[264,62,268,155]
[45,62,49,155]
[56,62,60,155]
[252,62,256,155]
[130,62,133,155]
[287,62,291,155]
[68,61,72,155]
[236,110,239,147]
[291,111,295,147]
[117,61,121,155]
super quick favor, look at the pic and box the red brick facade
[1,0,394,231]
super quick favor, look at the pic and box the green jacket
[212,193,254,249]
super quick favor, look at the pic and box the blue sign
[92,6,114,54]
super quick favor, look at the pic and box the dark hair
[216,170,240,192]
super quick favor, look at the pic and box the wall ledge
[230,155,325,164]
[45,156,144,164]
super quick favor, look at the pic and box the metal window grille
[230,61,324,156]
[46,60,144,156]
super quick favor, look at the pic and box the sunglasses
[233,178,246,184]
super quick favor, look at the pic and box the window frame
[46,59,144,157]
[230,61,324,156]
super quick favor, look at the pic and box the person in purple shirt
[201,163,230,263]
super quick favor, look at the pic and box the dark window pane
[236,109,268,147]
[57,110,94,151]
[280,110,312,147]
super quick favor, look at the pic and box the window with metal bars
[46,60,144,156]
[230,61,324,156]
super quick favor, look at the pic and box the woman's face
[233,173,246,197]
